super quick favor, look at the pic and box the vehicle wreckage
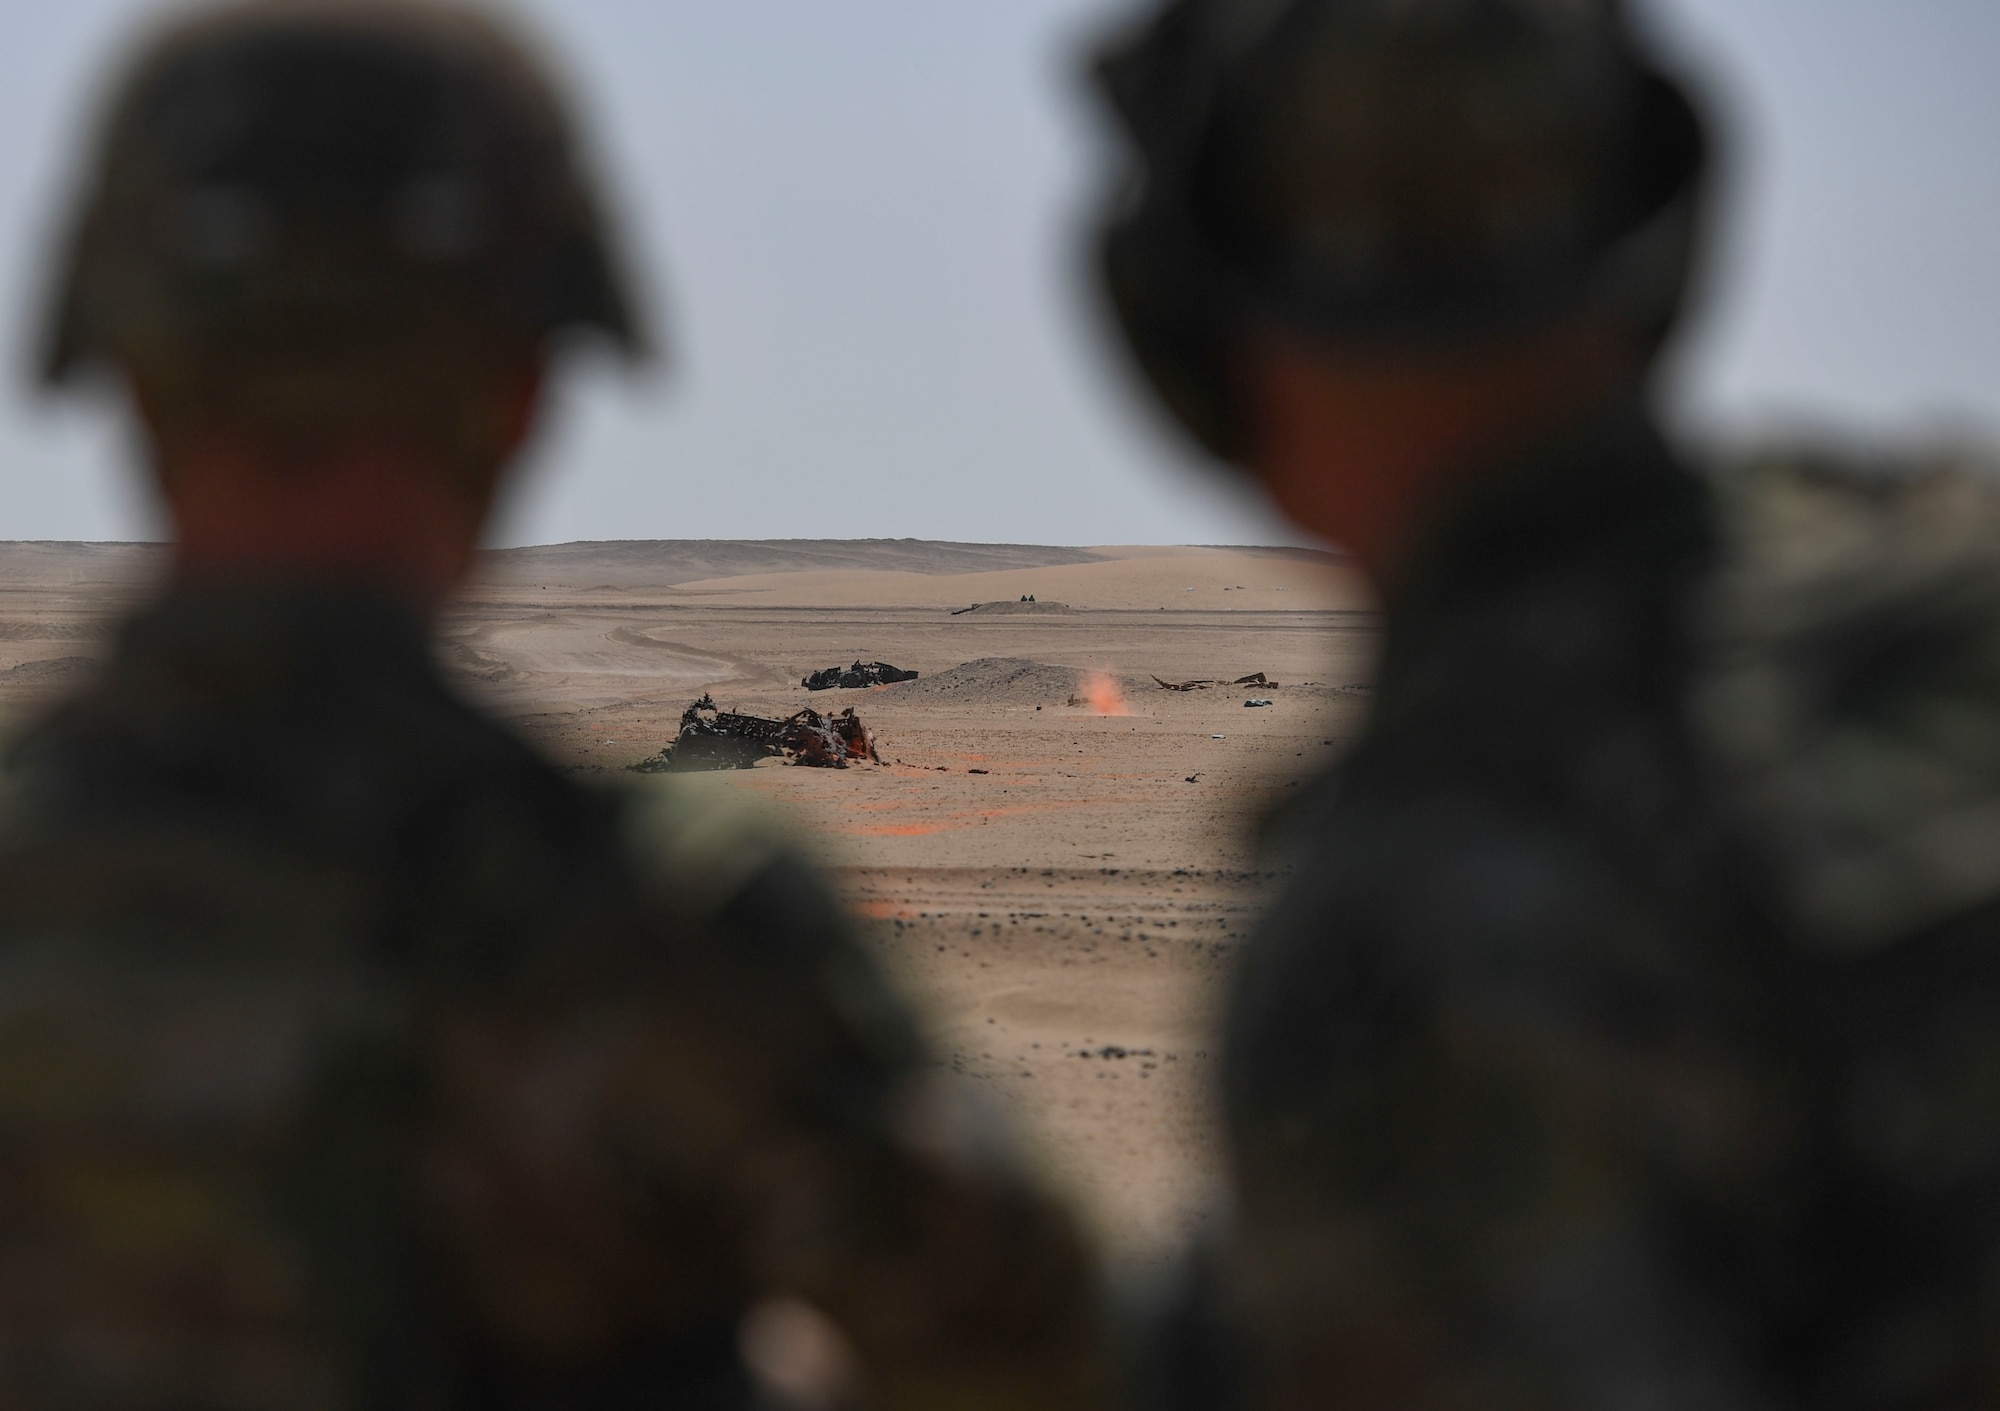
[1151,671,1279,692]
[632,694,882,773]
[802,660,919,690]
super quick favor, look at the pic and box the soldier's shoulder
[1703,440,2000,585]
[606,771,819,915]
[1695,442,2000,950]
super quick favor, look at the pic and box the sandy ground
[0,539,1381,1269]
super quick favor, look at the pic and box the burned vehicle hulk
[802,661,919,691]
[633,695,882,773]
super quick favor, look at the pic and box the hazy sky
[0,0,1994,548]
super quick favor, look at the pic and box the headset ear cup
[1099,204,1242,465]
[1610,70,1711,358]
[535,202,654,364]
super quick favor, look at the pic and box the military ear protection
[1089,0,1710,463]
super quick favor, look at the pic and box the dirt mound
[950,599,1079,616]
[894,658,1094,705]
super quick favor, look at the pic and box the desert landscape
[0,537,1379,1269]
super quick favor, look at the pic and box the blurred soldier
[1090,0,2000,1408]
[0,3,1107,1407]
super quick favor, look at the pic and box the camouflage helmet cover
[1092,0,1710,460]
[39,0,650,388]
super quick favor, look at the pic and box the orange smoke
[1074,671,1131,717]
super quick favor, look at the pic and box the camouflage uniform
[0,586,1103,1409]
[1211,400,2000,1410]
[3,2,1106,1405]
[1075,1,2000,1404]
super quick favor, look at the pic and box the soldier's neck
[153,437,498,617]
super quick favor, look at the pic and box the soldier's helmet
[1089,0,1711,460]
[38,0,647,436]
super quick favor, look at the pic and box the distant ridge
[474,539,1341,588]
[0,540,1344,595]
[478,539,1105,584]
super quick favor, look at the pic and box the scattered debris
[631,694,881,773]
[0,655,104,690]
[1244,698,1274,708]
[1184,774,1202,783]
[1152,671,1281,692]
[802,660,919,690]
